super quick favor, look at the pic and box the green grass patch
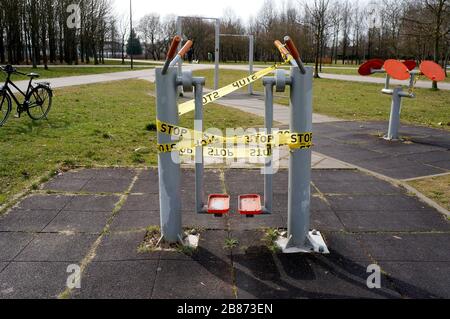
[408,175,450,211]
[0,66,153,82]
[0,79,264,207]
[194,69,450,130]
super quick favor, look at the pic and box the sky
[113,0,268,23]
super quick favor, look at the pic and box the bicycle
[0,65,53,127]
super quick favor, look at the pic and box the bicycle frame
[1,72,34,108]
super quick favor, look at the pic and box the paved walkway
[314,121,450,180]
[1,167,448,299]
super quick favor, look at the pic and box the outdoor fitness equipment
[219,33,255,95]
[156,36,329,254]
[176,16,221,90]
[358,58,446,141]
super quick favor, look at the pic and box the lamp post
[130,0,134,70]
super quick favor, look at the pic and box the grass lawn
[408,175,450,211]
[0,79,264,208]
[194,69,450,130]
[0,66,152,82]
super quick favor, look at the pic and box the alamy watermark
[367,264,381,289]
[66,264,81,289]
[66,4,81,29]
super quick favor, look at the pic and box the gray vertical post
[214,19,220,90]
[386,87,402,141]
[248,35,254,95]
[194,78,206,213]
[176,17,182,79]
[263,78,274,214]
[384,74,391,90]
[287,66,313,247]
[156,67,182,243]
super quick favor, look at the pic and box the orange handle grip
[284,36,300,60]
[166,36,181,61]
[274,40,290,58]
[178,40,193,57]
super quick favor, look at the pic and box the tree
[306,0,330,78]
[138,13,161,60]
[126,29,143,55]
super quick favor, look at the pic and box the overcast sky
[113,0,270,22]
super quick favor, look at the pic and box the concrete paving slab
[0,209,60,232]
[369,165,447,180]
[0,263,7,273]
[181,211,229,230]
[0,262,72,299]
[181,169,225,195]
[312,169,377,182]
[63,195,119,212]
[15,233,97,262]
[430,160,450,170]
[42,175,90,192]
[160,230,230,261]
[313,179,403,195]
[314,121,450,179]
[81,178,132,193]
[310,210,345,232]
[322,232,370,262]
[63,168,136,180]
[110,210,160,232]
[326,194,434,212]
[94,231,160,261]
[42,211,111,233]
[152,259,234,299]
[359,233,450,262]
[71,260,158,299]
[336,210,450,232]
[231,231,399,299]
[15,194,72,211]
[3,167,448,299]
[0,232,34,261]
[130,169,160,194]
[229,211,286,231]
[120,194,159,212]
[380,262,450,298]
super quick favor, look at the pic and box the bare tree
[306,0,330,78]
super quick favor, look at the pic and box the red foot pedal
[207,194,230,217]
[238,195,263,217]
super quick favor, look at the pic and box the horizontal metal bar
[178,16,220,21]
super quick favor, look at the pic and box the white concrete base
[180,233,200,249]
[276,230,330,254]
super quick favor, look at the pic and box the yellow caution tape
[177,56,293,116]
[158,143,274,159]
[156,119,312,150]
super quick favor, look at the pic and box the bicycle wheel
[27,85,53,121]
[0,91,12,127]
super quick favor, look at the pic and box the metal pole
[248,35,254,95]
[287,66,313,247]
[263,78,275,214]
[156,67,182,243]
[214,19,220,90]
[384,74,391,90]
[194,77,206,214]
[386,87,402,141]
[129,0,134,70]
[176,18,183,96]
